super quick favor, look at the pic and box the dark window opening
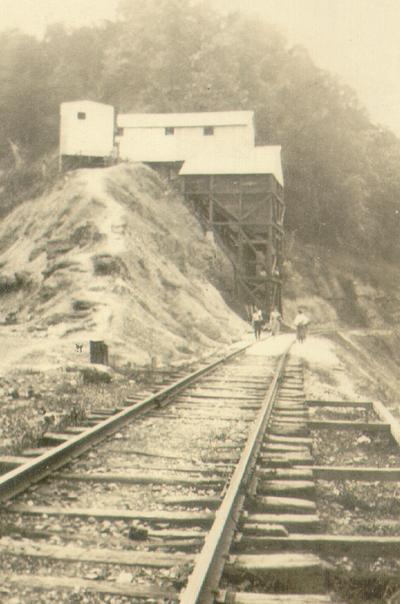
[77,112,86,120]
[165,127,175,135]
[116,127,124,136]
[203,126,214,136]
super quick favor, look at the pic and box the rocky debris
[128,522,148,540]
[80,365,114,384]
[0,368,134,455]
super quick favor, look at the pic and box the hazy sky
[1,0,399,134]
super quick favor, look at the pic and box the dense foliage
[1,0,400,258]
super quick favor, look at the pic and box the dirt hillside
[283,232,400,329]
[0,163,246,372]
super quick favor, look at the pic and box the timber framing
[183,173,284,316]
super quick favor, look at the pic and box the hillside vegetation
[1,0,400,264]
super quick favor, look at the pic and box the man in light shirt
[293,308,310,342]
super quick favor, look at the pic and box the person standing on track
[252,307,263,340]
[293,308,310,342]
[269,307,282,336]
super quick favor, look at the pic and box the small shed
[59,100,115,169]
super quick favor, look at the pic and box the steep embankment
[284,233,400,328]
[283,233,400,408]
[0,163,245,371]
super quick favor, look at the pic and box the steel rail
[179,343,293,604]
[0,340,256,504]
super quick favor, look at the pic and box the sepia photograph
[0,0,399,602]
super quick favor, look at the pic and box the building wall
[60,101,115,158]
[116,124,254,162]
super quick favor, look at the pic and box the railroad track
[0,337,285,602]
[1,335,400,603]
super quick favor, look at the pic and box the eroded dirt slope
[0,163,245,371]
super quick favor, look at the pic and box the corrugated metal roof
[179,146,283,185]
[117,111,254,128]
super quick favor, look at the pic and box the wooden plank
[0,523,204,542]
[307,400,372,408]
[147,413,253,422]
[177,404,260,411]
[19,448,49,457]
[258,480,315,497]
[267,435,313,446]
[86,414,111,421]
[307,420,389,432]
[7,504,213,526]
[273,417,309,424]
[95,463,230,476]
[225,553,329,592]
[274,413,308,419]
[178,393,261,401]
[0,574,178,600]
[258,468,314,480]
[250,496,316,513]
[373,400,400,446]
[162,495,220,508]
[270,424,309,437]
[260,452,313,466]
[62,426,88,434]
[41,432,70,443]
[246,514,320,531]
[308,466,400,481]
[57,472,224,486]
[227,552,325,571]
[237,534,400,556]
[238,524,289,538]
[91,408,120,415]
[218,592,332,604]
[263,444,310,453]
[0,537,193,567]
[186,384,265,391]
[0,456,29,467]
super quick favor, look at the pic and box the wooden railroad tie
[7,504,214,526]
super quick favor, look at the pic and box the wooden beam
[7,504,213,526]
[217,592,332,604]
[307,420,389,432]
[249,496,316,513]
[162,495,220,508]
[0,574,178,600]
[0,456,29,467]
[258,481,316,497]
[307,400,373,408]
[245,514,320,532]
[258,468,314,481]
[0,538,193,567]
[57,471,224,487]
[237,534,400,557]
[306,466,400,481]
[224,553,329,592]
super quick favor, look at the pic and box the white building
[58,103,283,185]
[59,100,115,161]
[180,145,284,186]
[116,111,255,164]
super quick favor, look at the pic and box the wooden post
[209,175,214,227]
[90,341,109,365]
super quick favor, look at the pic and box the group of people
[251,306,310,342]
